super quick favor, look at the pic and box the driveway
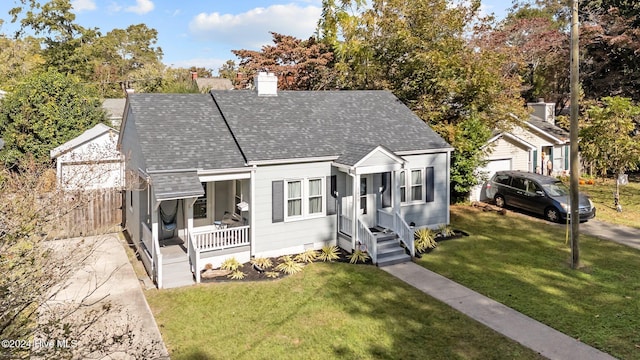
[579,219,640,250]
[48,233,169,359]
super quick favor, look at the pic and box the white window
[410,169,423,202]
[399,171,406,203]
[284,178,325,220]
[287,180,303,218]
[308,178,323,215]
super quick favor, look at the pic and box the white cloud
[71,0,96,12]
[125,0,154,15]
[108,2,122,13]
[188,4,322,50]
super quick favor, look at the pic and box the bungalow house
[471,99,570,202]
[119,72,453,288]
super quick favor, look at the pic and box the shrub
[347,249,370,264]
[265,271,280,279]
[227,270,246,280]
[294,249,318,263]
[318,245,340,262]
[437,224,456,237]
[220,257,241,271]
[204,263,213,270]
[275,255,304,275]
[415,228,437,252]
[251,257,273,269]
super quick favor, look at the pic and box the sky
[0,0,510,74]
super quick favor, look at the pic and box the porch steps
[374,232,411,267]
[160,244,195,289]
[162,257,195,288]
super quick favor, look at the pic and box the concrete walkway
[383,262,617,360]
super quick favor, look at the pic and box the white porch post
[393,170,402,229]
[250,167,256,257]
[185,197,196,257]
[352,172,360,250]
[151,200,159,274]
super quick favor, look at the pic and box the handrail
[395,213,414,257]
[357,219,377,264]
[377,209,394,229]
[188,233,200,283]
[145,222,163,288]
[193,226,250,251]
[339,215,352,236]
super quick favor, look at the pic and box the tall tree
[579,96,640,180]
[0,36,44,89]
[0,69,107,168]
[319,0,527,201]
[232,32,334,90]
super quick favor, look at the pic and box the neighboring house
[50,123,123,190]
[191,72,234,92]
[102,98,126,129]
[472,99,570,202]
[119,72,453,288]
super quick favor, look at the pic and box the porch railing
[357,219,377,264]
[188,233,200,283]
[142,222,163,288]
[193,226,250,252]
[395,213,414,257]
[339,214,353,236]
[377,209,394,230]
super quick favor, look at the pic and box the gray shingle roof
[126,93,246,172]
[150,171,204,201]
[210,90,451,163]
[528,115,569,141]
[124,90,451,175]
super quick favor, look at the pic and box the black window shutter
[382,172,392,208]
[425,167,434,203]
[272,181,284,223]
[326,175,336,215]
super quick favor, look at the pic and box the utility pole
[569,0,580,269]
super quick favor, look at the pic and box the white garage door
[470,159,512,201]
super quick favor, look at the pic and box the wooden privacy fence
[54,189,123,239]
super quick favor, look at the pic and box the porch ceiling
[150,171,204,201]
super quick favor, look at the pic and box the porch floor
[159,237,187,259]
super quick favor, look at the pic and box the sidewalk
[383,262,616,360]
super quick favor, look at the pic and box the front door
[359,174,375,227]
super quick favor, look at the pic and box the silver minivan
[486,171,596,222]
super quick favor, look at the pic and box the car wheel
[494,195,505,208]
[545,207,560,223]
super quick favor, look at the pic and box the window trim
[308,177,324,216]
[285,179,303,220]
[283,177,326,221]
[400,169,426,205]
[409,169,423,203]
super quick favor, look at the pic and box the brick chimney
[191,71,198,81]
[527,98,555,125]
[254,72,277,96]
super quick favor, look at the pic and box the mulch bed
[199,248,372,283]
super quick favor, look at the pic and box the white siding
[360,150,398,167]
[487,137,530,172]
[253,162,336,257]
[57,131,123,190]
[400,153,449,227]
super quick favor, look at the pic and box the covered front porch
[138,170,254,288]
[333,145,415,266]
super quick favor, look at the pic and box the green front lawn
[417,205,640,359]
[146,262,543,360]
[580,178,640,228]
